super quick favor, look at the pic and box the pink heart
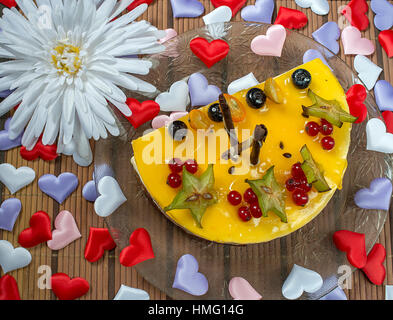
[228,277,262,300]
[250,24,287,57]
[47,211,81,250]
[151,112,188,129]
[159,28,178,44]
[341,26,375,55]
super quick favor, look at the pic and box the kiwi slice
[245,166,287,223]
[264,77,284,104]
[164,164,217,228]
[300,145,331,193]
[302,90,357,128]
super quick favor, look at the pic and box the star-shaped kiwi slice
[302,90,357,128]
[245,166,287,223]
[164,164,217,228]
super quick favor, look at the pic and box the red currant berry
[227,191,242,206]
[296,177,312,192]
[238,206,252,222]
[286,178,297,192]
[168,158,183,173]
[291,162,306,179]
[184,159,198,174]
[321,136,335,150]
[305,121,320,137]
[167,173,182,188]
[292,189,309,206]
[243,188,257,203]
[320,119,333,136]
[250,202,262,218]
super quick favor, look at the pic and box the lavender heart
[38,173,79,204]
[371,0,393,31]
[0,89,13,98]
[0,118,23,151]
[188,73,221,107]
[374,80,393,112]
[0,198,21,232]
[83,180,98,202]
[170,0,204,18]
[312,22,340,54]
[354,178,392,211]
[303,49,332,70]
[319,287,347,300]
[241,0,275,24]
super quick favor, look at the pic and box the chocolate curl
[221,137,252,160]
[250,124,267,165]
[218,94,239,150]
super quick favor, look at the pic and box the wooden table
[0,0,392,300]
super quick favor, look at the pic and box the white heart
[295,0,329,15]
[0,240,32,273]
[113,285,150,300]
[0,163,35,194]
[354,55,382,90]
[203,6,232,25]
[282,264,323,300]
[366,118,393,153]
[94,176,127,217]
[155,80,190,112]
[228,73,259,95]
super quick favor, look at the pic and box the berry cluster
[305,119,335,150]
[167,158,198,188]
[285,163,312,206]
[227,188,262,222]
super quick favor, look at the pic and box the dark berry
[305,121,320,137]
[291,162,306,179]
[168,120,188,141]
[292,69,312,89]
[246,88,267,109]
[320,119,333,136]
[208,103,223,122]
[238,206,252,222]
[286,178,297,192]
[292,189,309,206]
[185,159,198,174]
[250,202,262,218]
[167,173,182,188]
[243,188,257,203]
[321,136,335,150]
[227,191,242,206]
[168,158,184,173]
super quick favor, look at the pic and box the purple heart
[0,89,13,98]
[82,180,98,202]
[241,0,275,24]
[374,80,393,112]
[303,49,332,70]
[0,118,23,151]
[38,173,79,204]
[312,22,340,55]
[319,287,347,300]
[371,0,393,31]
[188,73,221,107]
[0,198,21,232]
[172,254,208,296]
[170,0,204,18]
[354,178,392,211]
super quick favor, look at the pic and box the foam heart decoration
[382,111,393,134]
[0,275,20,300]
[119,228,154,267]
[210,0,247,16]
[341,0,369,31]
[312,22,340,54]
[354,178,392,211]
[188,73,221,107]
[282,264,323,300]
[0,118,22,151]
[125,98,160,129]
[18,211,52,248]
[113,285,150,300]
[82,180,98,202]
[0,198,21,232]
[319,286,347,300]
[251,24,286,57]
[361,243,386,285]
[333,230,367,268]
[127,0,154,11]
[241,0,274,24]
[151,112,188,130]
[84,227,116,263]
[374,80,393,112]
[203,5,232,25]
[378,30,393,58]
[172,254,208,296]
[189,37,230,69]
[228,277,262,300]
[228,73,259,95]
[341,26,375,55]
[51,273,90,300]
[346,84,368,123]
[20,137,58,161]
[0,163,35,194]
[295,0,329,15]
[155,80,190,112]
[94,176,127,217]
[366,118,393,153]
[354,55,382,90]
[386,285,393,300]
[0,0,16,8]
[274,7,308,29]
[371,0,393,31]
[159,28,178,44]
[170,0,204,18]
[47,211,81,251]
[0,240,31,273]
[38,173,79,204]
[303,50,331,70]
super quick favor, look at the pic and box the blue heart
[241,0,275,24]
[354,178,392,211]
[312,22,340,55]
[38,173,79,204]
[0,198,21,232]
[0,118,23,151]
[170,0,204,18]
[371,0,393,31]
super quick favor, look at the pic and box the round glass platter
[95,22,392,300]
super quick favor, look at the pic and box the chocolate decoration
[218,94,239,149]
[250,124,267,165]
[283,153,292,158]
[221,137,253,160]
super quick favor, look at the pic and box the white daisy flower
[0,0,165,166]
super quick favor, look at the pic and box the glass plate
[95,23,392,300]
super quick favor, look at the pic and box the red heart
[84,227,116,263]
[341,0,369,31]
[0,0,16,8]
[378,30,393,58]
[346,84,367,123]
[20,137,58,161]
[126,98,160,129]
[333,230,367,268]
[0,275,20,300]
[127,0,154,11]
[361,243,386,285]
[210,0,247,16]
[119,228,154,267]
[274,7,308,30]
[51,273,89,300]
[382,111,393,134]
[189,37,230,69]
[18,211,52,248]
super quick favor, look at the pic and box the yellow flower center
[51,42,82,76]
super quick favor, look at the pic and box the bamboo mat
[0,0,392,300]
